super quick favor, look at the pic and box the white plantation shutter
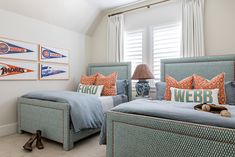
[124,30,143,74]
[123,24,181,87]
[153,23,181,81]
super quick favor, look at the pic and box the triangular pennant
[41,47,66,59]
[0,40,34,55]
[41,65,65,78]
[0,62,34,77]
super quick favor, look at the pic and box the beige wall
[89,17,108,63]
[0,9,88,136]
[205,0,235,56]
[90,0,235,63]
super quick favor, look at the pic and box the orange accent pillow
[164,75,193,101]
[193,73,226,104]
[80,73,97,85]
[95,72,118,96]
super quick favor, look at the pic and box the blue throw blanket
[23,91,104,132]
[100,99,235,144]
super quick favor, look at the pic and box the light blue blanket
[23,91,104,132]
[100,99,235,144]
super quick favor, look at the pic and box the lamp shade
[132,64,154,80]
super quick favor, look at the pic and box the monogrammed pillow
[170,87,219,104]
[77,84,104,96]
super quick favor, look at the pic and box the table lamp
[132,64,154,97]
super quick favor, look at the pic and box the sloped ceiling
[0,0,140,34]
[86,0,142,9]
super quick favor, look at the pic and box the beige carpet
[0,133,106,157]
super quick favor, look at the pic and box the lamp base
[135,80,150,97]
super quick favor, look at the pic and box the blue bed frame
[160,55,235,82]
[17,62,131,151]
[88,62,132,101]
[106,55,235,157]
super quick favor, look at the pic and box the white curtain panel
[181,0,205,57]
[107,14,124,62]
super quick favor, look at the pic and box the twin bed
[105,55,235,157]
[17,62,131,151]
[18,55,235,156]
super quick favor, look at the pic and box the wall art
[0,59,38,80]
[0,37,38,61]
[39,63,69,80]
[39,45,69,64]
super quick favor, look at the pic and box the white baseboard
[0,123,17,137]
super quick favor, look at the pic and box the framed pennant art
[39,45,69,64]
[0,37,38,61]
[39,63,69,80]
[0,59,38,80]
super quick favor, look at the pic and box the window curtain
[107,14,124,62]
[181,0,205,57]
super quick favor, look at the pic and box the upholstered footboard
[18,97,100,150]
[17,97,73,150]
[107,111,235,157]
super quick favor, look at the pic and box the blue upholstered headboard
[161,55,235,82]
[87,62,132,100]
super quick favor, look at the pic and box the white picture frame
[39,63,69,80]
[0,37,38,61]
[39,45,69,64]
[0,59,38,80]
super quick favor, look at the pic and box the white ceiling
[0,0,141,33]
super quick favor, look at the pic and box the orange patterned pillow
[193,73,226,104]
[80,73,97,85]
[95,72,118,96]
[164,75,193,101]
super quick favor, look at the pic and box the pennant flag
[41,47,66,59]
[0,62,34,77]
[41,65,65,78]
[0,40,34,55]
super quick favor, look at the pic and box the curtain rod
[108,0,170,17]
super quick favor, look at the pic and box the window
[152,23,181,81]
[123,23,181,82]
[123,30,143,74]
[122,0,181,84]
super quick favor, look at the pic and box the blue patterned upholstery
[18,62,131,151]
[107,111,235,157]
[161,55,235,82]
[107,55,235,157]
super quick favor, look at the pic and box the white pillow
[170,87,219,104]
[77,83,104,96]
